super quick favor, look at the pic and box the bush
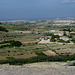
[44,33,53,36]
[0,44,11,48]
[58,39,70,43]
[0,26,8,32]
[51,37,56,42]
[10,41,22,47]
[0,40,22,48]
[35,52,47,56]
[0,23,2,25]
[71,38,75,43]
[6,57,15,60]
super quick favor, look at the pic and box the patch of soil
[0,56,6,60]
[43,50,56,56]
[0,53,37,60]
[13,53,37,59]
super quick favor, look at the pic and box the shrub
[6,57,15,60]
[0,40,22,48]
[0,26,8,32]
[71,38,75,43]
[10,41,22,47]
[8,50,10,53]
[51,37,56,42]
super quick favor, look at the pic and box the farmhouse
[53,33,63,36]
[53,31,64,36]
[37,36,52,43]
[60,36,70,41]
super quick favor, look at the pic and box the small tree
[0,26,8,32]
[71,38,75,43]
[63,31,67,36]
[10,41,22,47]
[50,37,56,42]
[0,23,2,25]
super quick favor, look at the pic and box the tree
[0,23,2,25]
[68,28,71,32]
[10,41,22,47]
[71,38,75,43]
[0,26,8,32]
[63,31,67,36]
[50,36,56,42]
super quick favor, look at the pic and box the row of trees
[0,40,22,48]
[0,54,75,65]
[62,28,73,32]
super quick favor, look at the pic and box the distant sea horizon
[0,17,57,21]
[0,17,75,22]
[0,17,75,21]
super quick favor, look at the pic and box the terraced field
[46,43,75,55]
[0,42,75,60]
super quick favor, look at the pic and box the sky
[0,0,75,21]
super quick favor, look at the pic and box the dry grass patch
[0,56,6,60]
[12,53,37,59]
[0,53,37,60]
[56,50,75,55]
[43,50,56,56]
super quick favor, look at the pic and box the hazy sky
[0,0,75,21]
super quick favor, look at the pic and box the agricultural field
[46,43,75,55]
[0,42,75,60]
[0,25,46,60]
[0,24,75,62]
[0,42,50,60]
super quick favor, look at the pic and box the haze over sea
[0,0,75,21]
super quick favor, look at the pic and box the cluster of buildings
[53,19,75,26]
[37,36,52,43]
[37,30,71,43]
[37,36,70,43]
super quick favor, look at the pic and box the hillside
[0,62,75,75]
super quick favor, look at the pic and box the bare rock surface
[0,62,75,75]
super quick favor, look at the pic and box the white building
[53,31,64,36]
[41,38,50,42]
[54,20,73,23]
[54,33,63,36]
[60,36,70,41]
[37,36,52,43]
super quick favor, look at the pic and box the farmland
[46,43,75,55]
[0,41,75,60]
[0,20,75,63]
